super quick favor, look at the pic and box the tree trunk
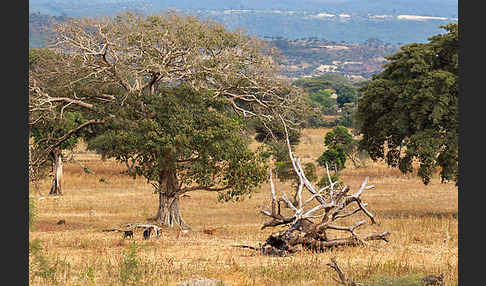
[154,193,190,229]
[152,168,190,229]
[49,149,63,195]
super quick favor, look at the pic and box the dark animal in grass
[57,219,66,225]
[143,227,152,240]
[122,230,134,239]
[421,273,445,285]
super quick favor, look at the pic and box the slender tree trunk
[49,149,63,195]
[152,168,190,229]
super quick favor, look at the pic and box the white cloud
[397,15,450,21]
[313,12,336,18]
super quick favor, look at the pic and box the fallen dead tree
[257,118,390,256]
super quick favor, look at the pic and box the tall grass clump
[29,239,70,285]
[29,197,37,229]
[119,242,142,286]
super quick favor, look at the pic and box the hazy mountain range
[29,0,457,44]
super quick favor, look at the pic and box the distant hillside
[270,38,399,80]
[29,0,457,45]
[29,12,398,79]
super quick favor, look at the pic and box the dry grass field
[28,128,458,285]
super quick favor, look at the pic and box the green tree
[29,48,104,194]
[87,86,268,228]
[324,125,367,168]
[292,74,359,107]
[317,126,351,173]
[335,83,358,107]
[329,102,355,128]
[317,148,346,172]
[309,89,338,115]
[324,126,354,152]
[29,12,305,191]
[355,23,458,185]
[292,73,353,94]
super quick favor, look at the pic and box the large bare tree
[45,11,303,115]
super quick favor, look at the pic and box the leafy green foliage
[309,89,338,115]
[292,73,359,100]
[30,111,88,151]
[119,242,142,286]
[356,23,458,184]
[316,125,364,186]
[87,85,268,201]
[324,126,355,152]
[317,125,359,171]
[335,84,358,107]
[29,48,104,183]
[253,119,301,146]
[317,148,347,171]
[292,73,360,127]
[29,197,38,229]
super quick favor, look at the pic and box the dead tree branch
[327,258,359,286]
[258,118,390,255]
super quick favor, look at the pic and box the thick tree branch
[180,185,231,194]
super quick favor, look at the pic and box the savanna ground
[28,128,458,285]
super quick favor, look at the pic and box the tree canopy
[355,23,458,185]
[87,85,268,203]
[29,48,103,185]
[292,73,359,108]
[28,11,307,184]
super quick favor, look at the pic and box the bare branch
[259,120,389,254]
[180,185,231,194]
[326,258,358,286]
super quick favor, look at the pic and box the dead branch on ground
[258,116,390,256]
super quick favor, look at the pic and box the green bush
[119,242,142,286]
[29,197,37,229]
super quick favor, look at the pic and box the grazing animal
[143,227,152,240]
[203,228,216,235]
[56,219,66,225]
[123,230,134,239]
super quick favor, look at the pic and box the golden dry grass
[29,128,458,285]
